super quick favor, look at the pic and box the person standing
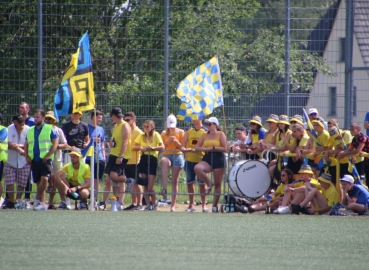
[62,111,90,152]
[3,115,30,209]
[160,115,185,212]
[85,110,106,205]
[105,107,131,210]
[194,117,227,213]
[24,109,58,211]
[44,111,68,210]
[0,113,8,207]
[181,118,208,212]
[122,112,144,211]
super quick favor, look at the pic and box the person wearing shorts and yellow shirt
[245,116,266,159]
[54,150,91,210]
[181,118,207,212]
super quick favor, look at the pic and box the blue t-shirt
[28,124,57,162]
[0,126,7,142]
[348,184,369,206]
[25,116,35,127]
[86,124,105,161]
[365,112,369,136]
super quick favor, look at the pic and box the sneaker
[99,201,106,210]
[202,208,209,212]
[2,201,15,209]
[234,204,247,213]
[0,197,4,208]
[273,207,282,214]
[48,204,57,210]
[24,200,31,210]
[151,206,157,211]
[212,206,218,213]
[33,194,40,208]
[186,208,196,212]
[290,204,302,215]
[123,204,135,211]
[118,203,124,211]
[132,205,143,211]
[144,205,151,211]
[15,200,23,210]
[278,206,291,214]
[80,201,88,210]
[57,201,71,210]
[34,203,47,211]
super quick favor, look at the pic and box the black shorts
[0,161,3,181]
[66,184,91,201]
[125,164,138,179]
[138,155,158,176]
[31,160,52,183]
[106,155,128,176]
[287,157,304,175]
[85,160,106,180]
[202,152,225,169]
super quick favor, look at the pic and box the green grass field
[1,211,368,270]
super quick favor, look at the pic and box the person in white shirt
[231,126,249,156]
[4,115,30,209]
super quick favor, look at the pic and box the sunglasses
[290,121,297,124]
[250,123,257,126]
[45,117,54,121]
[207,123,215,126]
[309,113,317,116]
[281,174,287,177]
[144,125,151,128]
[124,118,132,121]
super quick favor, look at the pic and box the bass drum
[228,160,271,198]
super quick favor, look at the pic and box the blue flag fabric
[54,32,95,121]
[176,57,223,122]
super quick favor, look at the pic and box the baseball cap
[340,175,354,184]
[166,115,177,128]
[12,115,24,122]
[110,107,124,117]
[308,108,318,115]
[205,117,219,126]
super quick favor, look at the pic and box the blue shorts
[162,154,184,168]
[184,161,204,185]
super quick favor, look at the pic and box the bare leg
[170,166,182,211]
[6,185,14,203]
[187,182,195,209]
[199,184,206,208]
[16,186,25,201]
[37,176,48,204]
[148,175,156,207]
[212,168,224,207]
[160,157,171,191]
[102,176,111,202]
[194,161,212,187]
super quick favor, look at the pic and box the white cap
[308,108,318,115]
[340,174,354,184]
[205,117,219,126]
[166,115,177,128]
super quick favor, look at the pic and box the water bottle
[265,194,272,214]
[225,196,229,213]
[72,192,79,199]
[230,202,234,213]
[365,203,368,215]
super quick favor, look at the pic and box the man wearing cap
[290,173,339,215]
[0,113,8,207]
[62,111,90,153]
[307,108,328,130]
[54,150,91,210]
[341,174,369,215]
[275,164,321,214]
[106,107,131,209]
[24,109,58,211]
[181,118,208,212]
[2,115,30,209]
[337,123,369,185]
[45,111,68,210]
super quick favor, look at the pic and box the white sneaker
[65,198,72,209]
[202,208,209,212]
[0,197,4,208]
[278,206,291,214]
[212,206,218,213]
[34,203,47,211]
[33,194,40,208]
[273,207,283,214]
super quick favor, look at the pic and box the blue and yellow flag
[176,57,223,122]
[54,32,95,121]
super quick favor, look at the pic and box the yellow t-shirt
[306,130,330,161]
[322,184,339,207]
[161,130,184,155]
[275,183,286,196]
[276,130,293,147]
[202,132,222,148]
[135,131,163,159]
[293,178,322,191]
[127,126,144,165]
[329,130,352,166]
[185,127,207,163]
[111,121,132,160]
[61,163,91,187]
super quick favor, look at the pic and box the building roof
[354,0,369,68]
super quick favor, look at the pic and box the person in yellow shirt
[54,150,91,210]
[133,120,164,211]
[245,116,266,159]
[290,173,339,215]
[181,118,208,212]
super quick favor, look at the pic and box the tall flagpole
[90,108,96,211]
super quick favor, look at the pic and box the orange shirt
[161,130,184,155]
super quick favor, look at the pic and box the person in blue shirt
[341,174,369,215]
[24,109,58,211]
[364,111,369,136]
[19,102,35,127]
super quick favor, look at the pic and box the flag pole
[90,108,96,211]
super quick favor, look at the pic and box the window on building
[339,38,345,62]
[329,86,336,116]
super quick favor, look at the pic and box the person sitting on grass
[289,173,339,215]
[274,164,321,214]
[341,174,369,215]
[54,150,91,210]
[236,168,295,214]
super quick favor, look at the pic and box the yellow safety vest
[0,126,8,162]
[27,124,54,160]
[67,162,87,185]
